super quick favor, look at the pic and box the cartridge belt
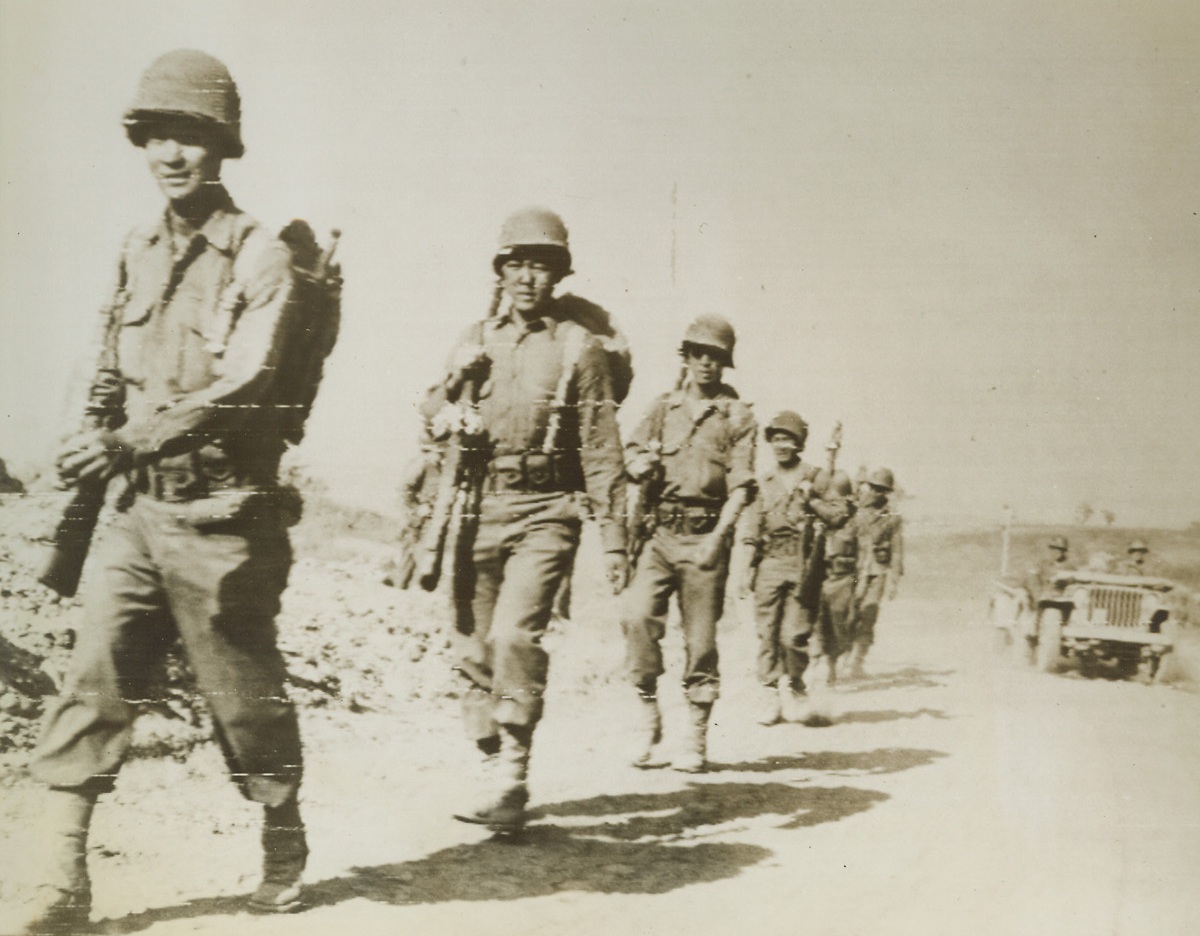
[135,463,273,504]
[484,452,570,494]
[763,525,801,556]
[654,502,721,535]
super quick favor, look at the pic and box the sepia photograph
[1,2,1198,934]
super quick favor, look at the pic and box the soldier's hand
[605,552,629,594]
[446,343,489,392]
[56,430,133,485]
[626,451,659,483]
[886,577,899,601]
[694,534,724,571]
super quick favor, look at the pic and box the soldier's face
[500,259,561,316]
[768,432,801,466]
[684,348,724,389]
[143,123,224,207]
[863,483,888,508]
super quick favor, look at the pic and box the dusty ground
[2,493,1199,936]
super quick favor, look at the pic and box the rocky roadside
[0,486,456,782]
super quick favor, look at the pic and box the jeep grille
[1086,587,1143,629]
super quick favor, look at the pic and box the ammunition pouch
[654,502,721,536]
[140,465,207,502]
[763,520,819,559]
[135,465,301,529]
[166,486,302,530]
[763,530,802,558]
[830,555,857,577]
[484,452,570,494]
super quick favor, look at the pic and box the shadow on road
[97,768,919,929]
[717,746,946,776]
[836,708,949,724]
[838,666,954,692]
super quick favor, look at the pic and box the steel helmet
[867,467,895,491]
[829,470,854,499]
[123,50,243,158]
[1048,534,1069,552]
[492,207,572,275]
[681,314,736,367]
[765,411,808,446]
[1127,539,1149,553]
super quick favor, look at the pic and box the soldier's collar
[147,187,239,254]
[763,461,811,483]
[667,384,737,413]
[494,309,558,337]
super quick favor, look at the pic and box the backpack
[553,293,633,404]
[276,220,342,445]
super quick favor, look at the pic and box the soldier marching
[737,412,851,725]
[621,316,756,772]
[417,207,628,833]
[15,50,340,932]
[846,467,905,679]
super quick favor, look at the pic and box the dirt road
[3,527,1199,936]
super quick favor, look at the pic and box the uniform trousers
[30,496,302,807]
[622,527,727,705]
[854,574,888,649]
[752,556,815,690]
[817,571,857,659]
[453,491,581,741]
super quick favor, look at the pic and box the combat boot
[819,654,839,691]
[800,659,836,727]
[674,701,712,773]
[755,684,782,726]
[631,694,669,768]
[249,798,308,914]
[454,724,532,833]
[845,644,868,680]
[8,789,95,935]
[779,679,810,723]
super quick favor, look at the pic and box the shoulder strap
[541,324,590,454]
[651,391,673,449]
[202,221,274,357]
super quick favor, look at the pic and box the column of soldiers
[12,49,905,933]
[408,209,906,813]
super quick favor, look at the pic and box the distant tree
[1102,510,1116,527]
[1075,502,1095,526]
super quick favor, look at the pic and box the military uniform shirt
[741,463,850,548]
[854,505,904,579]
[426,310,627,553]
[628,385,756,507]
[96,187,301,488]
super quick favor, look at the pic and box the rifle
[415,286,502,592]
[39,259,128,597]
[39,370,126,598]
[825,420,843,475]
[626,366,685,570]
[38,479,108,598]
[798,421,843,612]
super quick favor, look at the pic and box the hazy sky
[2,0,1198,526]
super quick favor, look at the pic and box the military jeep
[1034,571,1176,679]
